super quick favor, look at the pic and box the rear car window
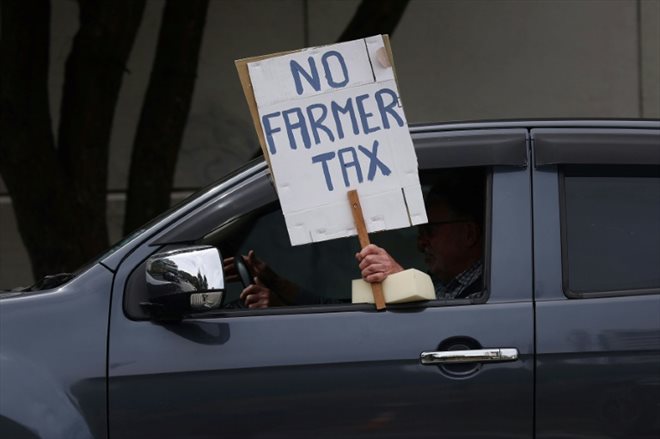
[561,165,660,296]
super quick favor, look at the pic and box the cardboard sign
[236,35,427,246]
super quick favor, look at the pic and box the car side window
[215,166,489,310]
[561,165,660,296]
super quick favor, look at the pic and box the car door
[532,125,660,438]
[107,127,534,439]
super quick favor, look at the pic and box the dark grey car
[1,120,659,438]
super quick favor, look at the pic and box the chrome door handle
[420,348,519,365]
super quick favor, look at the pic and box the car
[1,119,659,439]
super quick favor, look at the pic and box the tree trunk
[0,0,145,280]
[58,0,146,260]
[123,0,210,235]
[1,0,79,279]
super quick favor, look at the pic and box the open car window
[124,166,489,319]
[207,166,489,312]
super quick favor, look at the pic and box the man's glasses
[418,219,469,236]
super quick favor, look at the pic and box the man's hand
[225,250,301,307]
[239,277,271,308]
[222,256,241,283]
[223,250,277,285]
[355,244,403,283]
[244,250,276,283]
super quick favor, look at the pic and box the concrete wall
[1,0,659,288]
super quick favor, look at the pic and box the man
[356,168,485,299]
[231,168,485,306]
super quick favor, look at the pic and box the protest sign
[236,35,427,246]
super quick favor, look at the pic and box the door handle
[420,348,519,365]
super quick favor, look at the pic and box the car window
[561,165,660,296]
[216,166,489,310]
[124,166,490,319]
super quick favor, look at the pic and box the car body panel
[531,127,660,438]
[0,265,112,439]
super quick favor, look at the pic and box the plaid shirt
[435,260,483,300]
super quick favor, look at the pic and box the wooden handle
[348,190,386,310]
[348,190,370,248]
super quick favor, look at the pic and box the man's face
[417,200,475,283]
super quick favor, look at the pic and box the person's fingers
[358,246,403,281]
[358,247,387,279]
[223,257,235,272]
[359,244,384,257]
[361,263,386,277]
[360,255,395,274]
[222,257,240,282]
[364,272,387,283]
[243,251,270,284]
[239,284,258,301]
[248,290,270,308]
[358,245,388,263]
[360,259,381,272]
[244,291,261,307]
[247,250,264,268]
[361,267,388,283]
[248,295,269,309]
[359,253,387,271]
[245,249,264,274]
[240,280,271,308]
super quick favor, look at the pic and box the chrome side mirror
[143,245,225,321]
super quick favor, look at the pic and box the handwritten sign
[237,35,427,245]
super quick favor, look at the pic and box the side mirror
[142,245,225,321]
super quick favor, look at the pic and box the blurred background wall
[1,0,659,287]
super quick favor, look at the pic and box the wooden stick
[348,190,386,310]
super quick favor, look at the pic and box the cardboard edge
[381,35,399,87]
